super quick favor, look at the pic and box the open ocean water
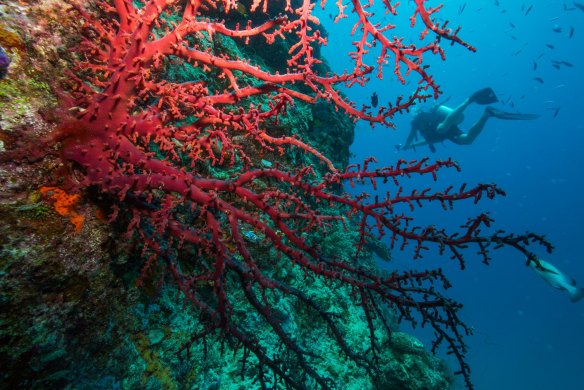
[320,1,584,389]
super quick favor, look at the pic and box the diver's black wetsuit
[410,108,463,152]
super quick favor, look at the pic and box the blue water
[318,1,584,389]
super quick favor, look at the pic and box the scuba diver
[399,88,539,152]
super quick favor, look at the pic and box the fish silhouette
[530,257,584,302]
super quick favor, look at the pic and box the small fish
[511,48,522,56]
[235,2,247,17]
[529,257,584,302]
[569,26,575,38]
[509,22,516,28]
[574,1,584,12]
[553,107,561,117]
[458,3,466,14]
[533,61,538,70]
[242,230,262,244]
[545,44,555,49]
[0,46,9,80]
[525,4,533,15]
[552,25,562,33]
[533,77,544,83]
[371,92,378,108]
[551,60,574,68]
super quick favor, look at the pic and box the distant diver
[529,257,584,302]
[371,91,378,108]
[398,87,539,152]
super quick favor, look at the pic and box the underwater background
[320,0,584,389]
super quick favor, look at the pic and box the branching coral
[52,1,552,388]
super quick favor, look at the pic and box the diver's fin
[469,87,498,105]
[486,106,540,120]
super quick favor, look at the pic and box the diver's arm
[401,138,431,151]
[403,126,419,149]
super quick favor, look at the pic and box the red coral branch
[411,0,477,52]
[56,1,551,389]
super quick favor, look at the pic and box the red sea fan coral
[58,0,551,388]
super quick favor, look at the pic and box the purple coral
[0,46,10,79]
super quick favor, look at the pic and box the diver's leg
[436,99,471,134]
[453,109,491,145]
